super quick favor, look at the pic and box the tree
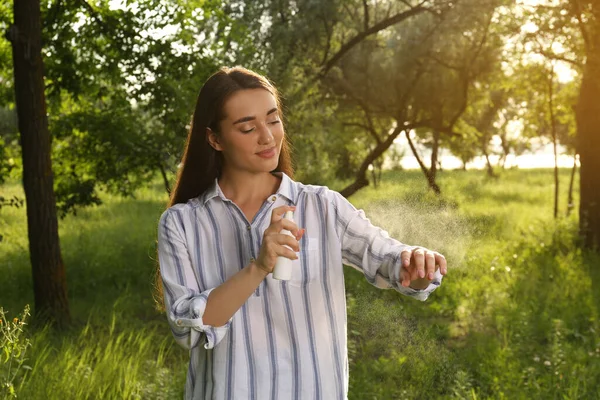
[316,0,504,196]
[7,0,70,326]
[509,0,596,238]
[571,0,600,249]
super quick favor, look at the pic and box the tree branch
[319,6,427,78]
[342,122,370,131]
[333,75,383,144]
[426,53,463,71]
[535,47,583,69]
[320,18,333,67]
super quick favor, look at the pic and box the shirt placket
[248,194,279,296]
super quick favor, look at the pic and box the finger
[270,205,296,224]
[400,266,411,287]
[267,239,298,260]
[400,249,415,281]
[266,215,299,236]
[280,245,299,260]
[281,218,300,236]
[412,248,425,279]
[400,249,411,268]
[277,233,300,253]
[280,247,299,260]
[295,228,306,240]
[435,252,447,275]
[425,251,435,280]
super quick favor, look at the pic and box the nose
[257,122,274,144]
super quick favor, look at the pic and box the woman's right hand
[255,205,305,274]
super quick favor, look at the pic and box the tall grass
[1,168,599,399]
[17,312,186,399]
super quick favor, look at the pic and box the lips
[256,146,276,155]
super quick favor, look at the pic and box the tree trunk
[461,158,468,171]
[498,133,509,169]
[9,0,70,326]
[482,148,496,178]
[477,91,504,178]
[576,13,600,249]
[339,125,404,198]
[567,153,577,217]
[548,65,559,219]
[552,136,559,219]
[405,130,441,195]
[429,130,441,184]
[158,163,171,195]
[370,157,383,188]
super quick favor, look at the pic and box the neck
[218,169,280,205]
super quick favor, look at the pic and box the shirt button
[250,257,256,263]
[176,319,182,326]
[247,226,251,231]
[270,195,276,201]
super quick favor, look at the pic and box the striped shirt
[157,171,442,400]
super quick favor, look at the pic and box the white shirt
[157,171,442,400]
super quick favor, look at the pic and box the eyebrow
[232,108,278,125]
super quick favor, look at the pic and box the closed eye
[241,120,280,134]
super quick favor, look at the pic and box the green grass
[1,168,599,399]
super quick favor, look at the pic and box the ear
[206,127,224,151]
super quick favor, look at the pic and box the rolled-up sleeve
[158,209,232,349]
[328,190,442,301]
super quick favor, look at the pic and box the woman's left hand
[399,247,447,289]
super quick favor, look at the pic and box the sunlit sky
[388,135,578,171]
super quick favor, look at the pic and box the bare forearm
[202,261,268,326]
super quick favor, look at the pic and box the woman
[157,66,447,400]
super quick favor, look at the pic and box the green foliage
[0,107,18,186]
[36,0,225,215]
[2,0,587,216]
[0,0,13,106]
[336,168,598,398]
[0,177,186,399]
[16,313,185,399]
[0,305,31,399]
[1,0,255,215]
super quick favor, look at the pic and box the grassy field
[1,168,599,399]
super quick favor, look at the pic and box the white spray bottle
[272,210,295,280]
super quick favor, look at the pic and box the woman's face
[207,88,284,175]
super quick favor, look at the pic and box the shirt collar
[203,171,298,205]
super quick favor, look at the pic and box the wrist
[249,258,270,278]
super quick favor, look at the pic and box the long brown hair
[154,66,295,308]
